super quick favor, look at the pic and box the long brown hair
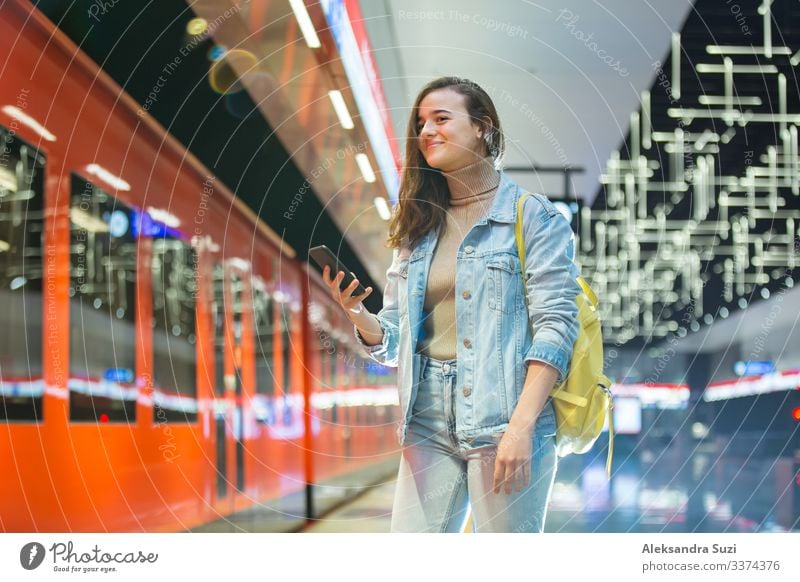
[385,76,505,250]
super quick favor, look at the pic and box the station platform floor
[303,478,395,532]
[193,437,800,533]
[304,437,799,533]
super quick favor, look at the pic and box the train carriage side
[0,0,401,533]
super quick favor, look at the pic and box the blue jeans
[390,355,559,532]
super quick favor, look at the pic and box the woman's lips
[427,141,443,150]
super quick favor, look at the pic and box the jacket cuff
[524,341,571,385]
[353,319,386,355]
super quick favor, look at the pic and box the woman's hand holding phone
[322,265,373,315]
[322,265,383,347]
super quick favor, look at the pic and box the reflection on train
[0,3,399,532]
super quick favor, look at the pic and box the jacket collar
[477,170,520,225]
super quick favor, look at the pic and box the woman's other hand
[492,426,534,495]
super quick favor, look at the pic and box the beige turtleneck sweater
[418,155,501,360]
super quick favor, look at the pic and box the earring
[484,130,497,157]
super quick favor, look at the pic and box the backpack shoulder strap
[514,191,534,275]
[517,192,600,310]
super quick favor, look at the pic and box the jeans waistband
[420,354,457,376]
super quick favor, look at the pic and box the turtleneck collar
[442,155,501,205]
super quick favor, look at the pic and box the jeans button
[463,386,471,397]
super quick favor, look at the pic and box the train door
[231,272,245,492]
[212,263,228,501]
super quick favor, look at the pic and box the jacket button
[462,290,471,299]
[464,245,474,254]
[463,338,471,348]
[463,386,471,397]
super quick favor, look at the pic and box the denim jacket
[353,170,581,449]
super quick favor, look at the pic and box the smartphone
[308,245,368,296]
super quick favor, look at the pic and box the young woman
[322,76,581,532]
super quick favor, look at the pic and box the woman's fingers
[505,461,515,495]
[521,460,531,491]
[320,267,372,321]
[322,266,344,293]
[492,464,501,494]
[493,456,532,494]
[340,275,359,302]
[514,460,529,492]
[322,267,371,310]
[493,458,509,494]
[322,265,338,287]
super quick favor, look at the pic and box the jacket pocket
[486,254,524,314]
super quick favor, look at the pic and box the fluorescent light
[1,106,56,142]
[289,0,320,48]
[328,90,354,129]
[227,257,250,272]
[699,95,761,106]
[693,129,714,150]
[70,207,110,233]
[146,206,181,228]
[706,45,790,55]
[355,153,375,183]
[696,63,777,73]
[85,164,131,191]
[671,33,681,100]
[0,239,10,252]
[373,196,391,220]
[721,127,736,143]
[0,166,16,191]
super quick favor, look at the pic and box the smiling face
[415,88,489,173]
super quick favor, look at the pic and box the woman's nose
[419,119,436,136]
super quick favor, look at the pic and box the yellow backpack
[515,192,615,478]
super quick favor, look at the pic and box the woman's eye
[417,117,447,131]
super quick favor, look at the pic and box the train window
[68,174,137,423]
[0,127,45,422]
[229,271,247,400]
[231,272,244,372]
[151,236,197,423]
[280,302,292,395]
[253,280,275,396]
[211,263,228,397]
[253,279,275,425]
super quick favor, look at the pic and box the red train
[0,0,399,532]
